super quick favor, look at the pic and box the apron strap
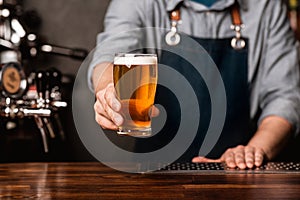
[230,3,246,49]
[170,10,180,21]
[166,2,246,49]
[230,3,242,26]
[170,3,243,26]
[168,3,243,28]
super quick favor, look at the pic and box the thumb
[150,105,160,117]
[192,156,223,163]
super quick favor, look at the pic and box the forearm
[92,62,113,93]
[248,115,293,160]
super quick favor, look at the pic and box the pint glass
[113,53,158,137]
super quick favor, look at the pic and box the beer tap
[44,70,51,105]
[33,114,49,153]
[34,71,51,152]
[0,97,51,118]
[48,68,62,101]
[0,67,67,152]
[47,68,66,140]
[39,71,56,138]
[35,71,45,107]
[0,0,82,153]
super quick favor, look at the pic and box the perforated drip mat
[152,162,300,174]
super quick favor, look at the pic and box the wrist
[248,116,293,161]
[92,62,113,93]
[247,134,272,160]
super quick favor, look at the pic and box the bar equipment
[0,0,87,152]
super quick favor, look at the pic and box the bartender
[89,0,300,169]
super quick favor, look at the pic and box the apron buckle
[165,10,181,46]
[165,30,181,46]
[230,24,246,50]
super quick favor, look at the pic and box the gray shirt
[89,0,300,134]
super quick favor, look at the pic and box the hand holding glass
[113,53,158,137]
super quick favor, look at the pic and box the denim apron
[138,3,253,162]
[107,3,254,162]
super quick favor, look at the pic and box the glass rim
[114,53,157,65]
[114,53,157,58]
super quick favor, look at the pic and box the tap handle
[34,116,49,153]
[47,68,61,89]
[36,71,45,99]
[44,70,51,100]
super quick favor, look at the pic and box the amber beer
[113,54,158,137]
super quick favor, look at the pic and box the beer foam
[114,54,157,66]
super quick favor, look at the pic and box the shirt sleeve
[257,1,300,136]
[88,0,146,91]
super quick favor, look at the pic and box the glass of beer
[113,53,158,137]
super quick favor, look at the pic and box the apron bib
[157,37,252,161]
[135,3,254,162]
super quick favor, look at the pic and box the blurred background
[0,0,299,163]
[0,0,110,162]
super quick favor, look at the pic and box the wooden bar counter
[0,162,299,199]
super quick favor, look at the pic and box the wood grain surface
[0,162,299,199]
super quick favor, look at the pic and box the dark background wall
[23,0,111,75]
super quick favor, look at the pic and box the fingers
[254,148,264,167]
[103,84,121,112]
[222,145,266,169]
[94,83,123,129]
[99,85,122,125]
[192,145,264,169]
[94,100,118,130]
[233,147,246,169]
[244,146,255,169]
[223,151,237,169]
